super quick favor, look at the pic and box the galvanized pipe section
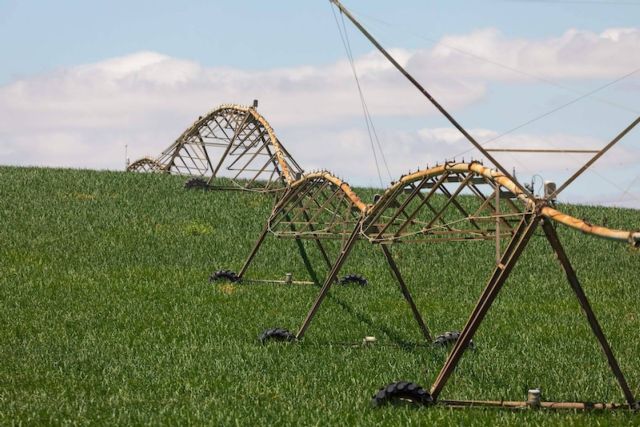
[126,157,164,172]
[172,104,297,184]
[542,206,640,245]
[287,171,368,213]
[365,161,638,246]
[367,162,531,219]
[439,399,632,410]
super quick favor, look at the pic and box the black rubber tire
[184,177,208,189]
[338,274,368,287]
[371,381,433,407]
[209,270,240,283]
[433,331,474,348]
[258,328,296,344]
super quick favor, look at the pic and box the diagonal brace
[541,219,637,407]
[380,244,432,342]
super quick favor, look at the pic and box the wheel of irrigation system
[338,274,368,286]
[433,331,474,348]
[258,328,296,344]
[184,177,209,190]
[209,270,241,283]
[371,381,433,407]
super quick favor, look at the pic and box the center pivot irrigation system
[128,0,640,412]
[127,101,303,192]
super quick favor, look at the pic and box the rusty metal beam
[380,244,432,342]
[296,225,361,339]
[208,111,251,183]
[486,148,600,154]
[550,116,640,199]
[238,221,271,278]
[541,219,636,407]
[438,399,632,410]
[430,214,539,400]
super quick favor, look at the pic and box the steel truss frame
[250,162,527,341]
[289,162,533,343]
[319,0,640,410]
[127,104,303,192]
[235,171,369,288]
[129,0,639,409]
[236,169,439,343]
[127,157,164,173]
[241,161,639,409]
[427,215,638,410]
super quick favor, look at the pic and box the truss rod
[485,148,600,154]
[390,173,451,238]
[381,244,432,342]
[297,187,349,233]
[373,175,434,239]
[284,184,338,230]
[542,219,636,406]
[211,111,251,179]
[550,116,640,199]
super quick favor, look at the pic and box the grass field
[1,166,640,425]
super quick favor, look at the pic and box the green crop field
[1,166,639,425]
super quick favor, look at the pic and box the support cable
[349,8,639,115]
[330,0,535,198]
[340,13,394,183]
[587,168,640,204]
[619,174,640,201]
[330,3,392,187]
[453,67,640,159]
[342,5,640,197]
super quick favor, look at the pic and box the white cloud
[285,125,640,186]
[0,26,638,205]
[413,27,640,81]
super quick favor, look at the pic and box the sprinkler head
[527,388,541,408]
[362,336,377,346]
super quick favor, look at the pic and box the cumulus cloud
[0,26,638,206]
[287,125,640,186]
[412,27,640,81]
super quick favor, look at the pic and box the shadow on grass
[233,237,430,351]
[293,238,426,352]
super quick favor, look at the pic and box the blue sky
[0,0,639,206]
[1,0,639,83]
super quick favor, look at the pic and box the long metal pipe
[274,160,639,245]
[288,171,368,212]
[542,206,640,245]
[168,104,296,184]
[439,399,632,410]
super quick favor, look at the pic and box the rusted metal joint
[527,388,542,408]
[443,160,458,169]
[534,200,547,217]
